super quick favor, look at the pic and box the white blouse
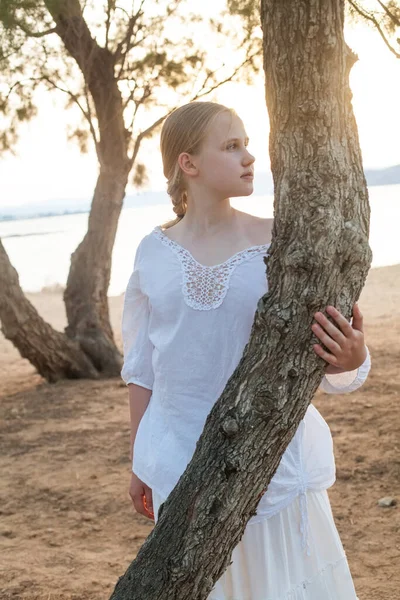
[121,225,371,552]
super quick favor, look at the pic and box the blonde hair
[160,101,236,230]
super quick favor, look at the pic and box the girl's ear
[178,152,198,178]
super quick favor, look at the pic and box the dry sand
[0,265,399,599]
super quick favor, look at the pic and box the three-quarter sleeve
[121,241,154,390]
[319,345,371,395]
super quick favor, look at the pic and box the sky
[0,9,399,208]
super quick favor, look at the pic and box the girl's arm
[121,237,155,460]
[128,383,154,520]
[129,383,152,461]
[121,239,155,519]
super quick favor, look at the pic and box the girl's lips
[241,175,254,180]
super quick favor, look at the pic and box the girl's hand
[311,303,367,374]
[129,472,154,520]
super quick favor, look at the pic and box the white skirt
[152,488,358,600]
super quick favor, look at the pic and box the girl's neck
[179,200,237,238]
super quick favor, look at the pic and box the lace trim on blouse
[152,226,270,311]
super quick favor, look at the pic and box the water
[1,184,399,296]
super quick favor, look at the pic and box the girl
[121,101,371,599]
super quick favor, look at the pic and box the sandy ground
[0,265,399,600]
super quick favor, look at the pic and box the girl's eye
[227,142,249,150]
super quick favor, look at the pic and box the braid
[171,189,188,219]
[162,162,188,229]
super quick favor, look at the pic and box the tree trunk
[64,166,129,375]
[0,240,98,382]
[109,1,372,599]
[46,0,131,375]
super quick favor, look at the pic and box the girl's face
[181,111,256,199]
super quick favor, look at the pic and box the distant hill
[0,191,170,223]
[364,164,400,186]
[0,164,398,222]
[251,165,400,189]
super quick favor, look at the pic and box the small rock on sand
[378,497,397,507]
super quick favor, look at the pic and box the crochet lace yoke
[152,225,270,311]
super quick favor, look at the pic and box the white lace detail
[152,226,270,311]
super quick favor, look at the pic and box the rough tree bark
[63,165,130,376]
[0,240,98,381]
[109,0,372,599]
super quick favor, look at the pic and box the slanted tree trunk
[110,1,372,598]
[0,240,98,381]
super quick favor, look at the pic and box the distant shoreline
[1,172,399,224]
[1,230,64,239]
[0,209,89,224]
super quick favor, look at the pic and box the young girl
[121,101,371,599]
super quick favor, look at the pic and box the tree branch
[192,48,260,99]
[128,111,172,167]
[115,31,152,80]
[105,1,114,49]
[43,0,103,83]
[13,19,57,38]
[114,0,146,72]
[83,80,97,151]
[114,0,185,80]
[128,86,152,133]
[121,80,139,113]
[376,0,400,27]
[348,0,400,58]
[3,80,25,104]
[40,75,100,154]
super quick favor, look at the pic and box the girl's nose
[245,150,256,165]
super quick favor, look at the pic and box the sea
[0,184,399,297]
